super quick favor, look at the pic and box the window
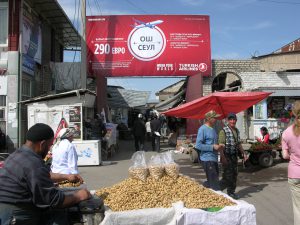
[0,95,5,106]
[0,95,5,120]
[0,1,8,46]
[22,79,31,100]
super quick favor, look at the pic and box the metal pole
[18,0,24,147]
[81,0,87,89]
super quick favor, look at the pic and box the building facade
[0,0,80,151]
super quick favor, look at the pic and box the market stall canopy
[163,91,272,119]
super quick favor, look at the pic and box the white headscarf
[53,128,74,147]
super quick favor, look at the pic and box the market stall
[93,151,256,225]
[24,89,104,165]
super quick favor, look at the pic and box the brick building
[203,39,300,140]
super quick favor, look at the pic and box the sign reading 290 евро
[86,15,211,77]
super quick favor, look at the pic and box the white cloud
[179,0,206,6]
[100,9,137,15]
[213,20,273,40]
[217,0,257,10]
[227,21,273,31]
[213,52,241,59]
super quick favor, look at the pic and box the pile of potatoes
[95,175,235,212]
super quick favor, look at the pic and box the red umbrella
[164,91,272,119]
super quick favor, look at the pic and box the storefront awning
[34,0,81,49]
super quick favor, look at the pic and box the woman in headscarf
[282,101,300,225]
[51,128,79,174]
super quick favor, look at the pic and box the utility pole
[81,0,87,89]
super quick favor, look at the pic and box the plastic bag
[161,151,179,179]
[128,151,149,181]
[148,154,164,180]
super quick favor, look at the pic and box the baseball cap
[205,110,221,119]
[227,113,237,120]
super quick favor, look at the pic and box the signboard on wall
[22,6,42,75]
[87,15,211,77]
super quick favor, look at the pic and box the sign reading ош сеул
[86,15,211,77]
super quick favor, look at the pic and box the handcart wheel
[190,148,199,163]
[249,154,259,165]
[259,152,274,168]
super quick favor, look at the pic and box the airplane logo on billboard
[128,18,166,61]
[131,19,164,29]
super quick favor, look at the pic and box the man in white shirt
[51,128,79,174]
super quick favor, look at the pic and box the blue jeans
[201,161,220,191]
[0,203,68,225]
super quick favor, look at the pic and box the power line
[93,0,102,15]
[124,0,149,14]
[257,0,300,5]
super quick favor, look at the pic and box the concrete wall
[203,59,261,95]
[258,52,300,72]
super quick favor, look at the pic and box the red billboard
[86,15,211,77]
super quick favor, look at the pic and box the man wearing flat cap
[218,113,247,199]
[195,110,225,191]
[0,123,91,225]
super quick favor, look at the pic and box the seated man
[0,123,91,225]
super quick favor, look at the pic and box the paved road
[79,140,293,225]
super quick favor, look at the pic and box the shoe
[228,193,239,200]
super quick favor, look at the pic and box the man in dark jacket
[218,113,247,199]
[150,114,162,152]
[132,114,146,151]
[0,123,91,225]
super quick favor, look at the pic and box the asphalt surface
[79,140,293,225]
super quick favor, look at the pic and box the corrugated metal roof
[156,80,186,95]
[107,87,129,108]
[34,0,81,48]
[20,89,95,104]
[107,86,150,108]
[155,89,186,112]
[273,38,300,54]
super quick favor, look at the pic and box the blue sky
[59,0,300,99]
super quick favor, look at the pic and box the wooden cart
[246,143,282,168]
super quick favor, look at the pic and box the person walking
[218,113,247,199]
[150,114,161,152]
[145,118,152,142]
[195,110,224,191]
[282,101,300,225]
[132,114,146,151]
